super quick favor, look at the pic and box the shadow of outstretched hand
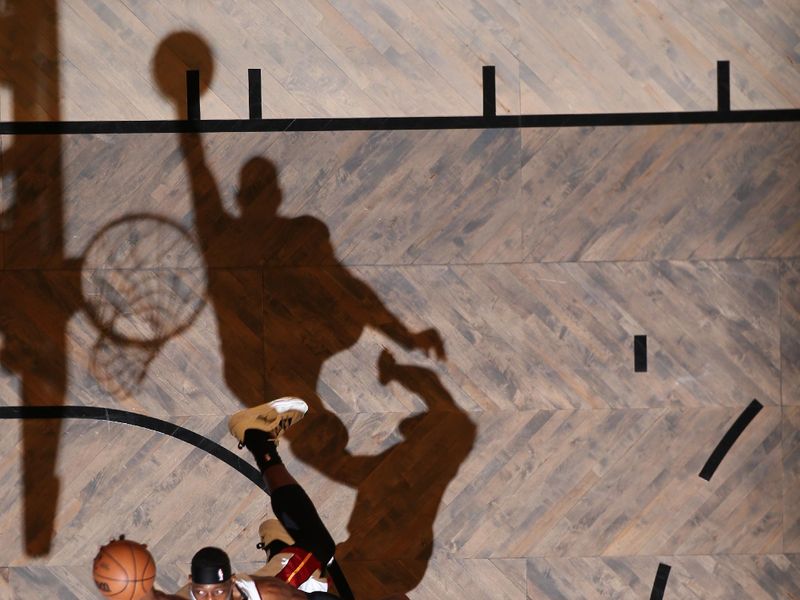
[410,328,446,361]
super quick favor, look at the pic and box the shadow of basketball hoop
[78,214,207,400]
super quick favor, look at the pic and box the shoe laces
[274,416,293,436]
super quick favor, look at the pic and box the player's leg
[229,399,336,567]
[243,428,336,566]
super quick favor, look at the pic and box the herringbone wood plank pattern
[12,1,798,121]
[522,123,800,262]
[1,122,798,598]
[527,555,800,599]
[784,261,800,407]
[785,407,800,553]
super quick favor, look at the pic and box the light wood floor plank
[523,123,800,262]
[4,1,796,119]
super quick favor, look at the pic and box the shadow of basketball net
[80,214,206,400]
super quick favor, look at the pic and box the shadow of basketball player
[329,350,476,598]
[153,32,477,598]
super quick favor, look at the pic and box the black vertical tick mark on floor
[483,65,496,119]
[248,69,262,120]
[699,399,763,481]
[186,69,201,120]
[717,60,730,113]
[634,335,647,372]
[649,563,671,600]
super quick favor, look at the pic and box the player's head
[189,546,233,599]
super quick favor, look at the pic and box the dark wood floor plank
[783,261,800,406]
[527,554,800,600]
[785,407,800,552]
[434,408,781,558]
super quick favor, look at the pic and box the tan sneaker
[228,397,308,446]
[258,518,293,547]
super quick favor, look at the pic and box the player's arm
[244,575,309,599]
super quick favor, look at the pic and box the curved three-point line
[0,404,356,599]
[0,404,267,492]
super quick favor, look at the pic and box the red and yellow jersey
[246,546,331,594]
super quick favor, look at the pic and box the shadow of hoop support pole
[483,65,496,120]
[717,60,730,113]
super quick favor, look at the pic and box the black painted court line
[186,70,201,121]
[717,61,730,113]
[248,69,262,120]
[0,107,798,136]
[0,404,266,491]
[2,59,797,135]
[483,65,496,118]
[699,399,764,481]
[0,405,357,598]
[634,335,647,373]
[649,563,671,600]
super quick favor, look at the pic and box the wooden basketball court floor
[0,2,799,599]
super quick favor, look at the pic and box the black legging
[271,484,336,568]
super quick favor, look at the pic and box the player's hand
[411,328,445,361]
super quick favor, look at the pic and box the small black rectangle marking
[248,69,262,120]
[717,61,730,113]
[699,399,763,481]
[483,65,496,118]
[649,563,671,600]
[634,335,647,372]
[186,70,201,120]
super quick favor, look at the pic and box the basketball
[92,539,156,600]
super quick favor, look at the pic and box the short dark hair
[191,546,231,584]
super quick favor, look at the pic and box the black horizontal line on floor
[1,108,798,136]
